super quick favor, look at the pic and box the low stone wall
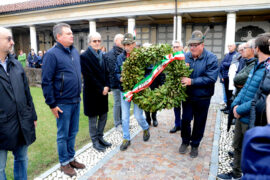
[24,67,42,87]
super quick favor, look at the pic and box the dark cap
[122,33,135,45]
[187,30,204,45]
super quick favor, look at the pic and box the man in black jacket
[80,32,112,152]
[0,27,37,180]
[104,34,124,131]
[42,23,85,177]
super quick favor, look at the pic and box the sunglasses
[92,40,101,43]
[188,43,201,48]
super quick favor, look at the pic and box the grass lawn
[5,87,114,180]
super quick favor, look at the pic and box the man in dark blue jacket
[220,43,237,113]
[179,30,218,158]
[42,23,85,177]
[104,34,124,130]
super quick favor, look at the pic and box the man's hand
[34,120,37,128]
[222,78,224,82]
[103,86,109,95]
[120,77,123,82]
[233,105,240,119]
[51,106,63,119]
[181,77,192,86]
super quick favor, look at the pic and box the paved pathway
[88,106,218,180]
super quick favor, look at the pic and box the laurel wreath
[121,44,192,112]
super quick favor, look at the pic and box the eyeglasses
[243,46,252,50]
[173,46,180,48]
[188,43,201,48]
[92,40,101,43]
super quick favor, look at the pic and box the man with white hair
[104,34,124,131]
[80,32,111,152]
[170,40,184,133]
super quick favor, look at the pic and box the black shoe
[153,120,158,127]
[170,126,181,133]
[228,151,234,158]
[179,143,188,154]
[220,107,228,111]
[120,139,131,151]
[99,137,112,147]
[143,128,150,141]
[93,141,106,152]
[190,147,198,158]
[217,172,242,179]
[224,110,229,114]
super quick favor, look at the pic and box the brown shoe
[60,164,76,177]
[70,159,85,169]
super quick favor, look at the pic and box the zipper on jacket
[60,72,64,96]
[70,54,80,97]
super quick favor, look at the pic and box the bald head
[227,43,236,53]
[0,27,14,57]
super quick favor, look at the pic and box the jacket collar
[56,42,73,53]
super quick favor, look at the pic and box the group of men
[1,22,269,179]
[218,34,270,179]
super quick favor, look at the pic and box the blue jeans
[173,106,182,127]
[121,93,149,140]
[56,103,80,165]
[0,145,28,180]
[112,89,122,127]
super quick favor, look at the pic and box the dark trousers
[145,111,157,124]
[232,119,248,176]
[173,106,182,127]
[181,98,211,147]
[88,113,107,142]
[223,77,233,109]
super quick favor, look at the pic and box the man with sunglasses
[80,32,112,152]
[0,27,37,180]
[179,30,218,158]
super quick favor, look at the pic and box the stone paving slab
[88,105,218,180]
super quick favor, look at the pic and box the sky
[0,0,30,5]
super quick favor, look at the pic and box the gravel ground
[218,111,235,174]
[35,116,141,180]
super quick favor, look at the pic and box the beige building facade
[0,0,269,60]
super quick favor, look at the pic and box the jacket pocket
[0,109,8,123]
[60,72,64,96]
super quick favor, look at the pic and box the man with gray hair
[42,23,85,177]
[81,32,111,152]
[104,34,124,131]
[170,40,184,133]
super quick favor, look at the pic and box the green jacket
[18,53,26,68]
[234,58,257,87]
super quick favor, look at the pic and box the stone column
[224,12,236,53]
[128,17,135,34]
[30,25,37,53]
[173,15,182,41]
[89,20,96,34]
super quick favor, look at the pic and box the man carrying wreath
[179,30,219,158]
[115,33,150,151]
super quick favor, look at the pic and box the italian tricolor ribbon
[123,51,185,102]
